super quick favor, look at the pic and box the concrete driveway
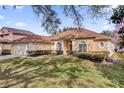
[0,55,20,61]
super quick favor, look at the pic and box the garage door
[13,44,28,55]
[0,45,2,55]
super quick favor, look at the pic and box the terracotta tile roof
[0,31,3,35]
[0,39,12,43]
[2,27,35,35]
[13,35,52,43]
[52,28,110,41]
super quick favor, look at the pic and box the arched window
[79,41,87,52]
[56,42,62,50]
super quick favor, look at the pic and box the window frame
[99,42,105,49]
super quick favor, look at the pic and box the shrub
[27,50,52,56]
[2,49,11,55]
[74,52,109,62]
[56,50,63,55]
[66,51,75,55]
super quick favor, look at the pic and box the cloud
[103,20,109,25]
[6,21,12,24]
[15,22,26,27]
[0,15,4,20]
[112,5,118,9]
[100,6,118,13]
[103,25,109,29]
[10,5,24,10]
[16,6,24,10]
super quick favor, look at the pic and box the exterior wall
[0,43,12,55]
[53,38,115,53]
[28,42,53,51]
[12,42,54,55]
[93,40,115,52]
[73,38,94,52]
[2,44,12,50]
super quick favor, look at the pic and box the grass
[111,52,124,61]
[0,55,123,88]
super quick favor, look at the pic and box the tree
[110,5,124,24]
[2,5,110,34]
[100,30,114,37]
[110,5,124,46]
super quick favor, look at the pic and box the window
[56,42,62,50]
[79,41,87,52]
[99,42,104,48]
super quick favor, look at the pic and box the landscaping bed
[73,51,109,62]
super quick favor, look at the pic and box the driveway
[0,55,20,61]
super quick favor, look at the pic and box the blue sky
[0,5,115,35]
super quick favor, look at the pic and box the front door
[0,45,2,55]
[70,41,72,51]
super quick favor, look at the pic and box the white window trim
[99,42,105,49]
[79,40,88,52]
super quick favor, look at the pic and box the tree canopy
[110,5,124,24]
[110,5,124,46]
[2,5,110,34]
[100,30,114,37]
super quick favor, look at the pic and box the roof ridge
[1,27,35,35]
[2,27,31,32]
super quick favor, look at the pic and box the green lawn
[112,52,124,61]
[0,55,124,88]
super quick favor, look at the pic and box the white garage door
[14,44,28,55]
[0,45,2,55]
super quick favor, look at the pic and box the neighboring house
[11,28,115,55]
[0,27,35,54]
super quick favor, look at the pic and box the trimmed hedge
[56,50,63,55]
[66,51,78,55]
[27,50,52,56]
[73,51,109,62]
[2,49,11,55]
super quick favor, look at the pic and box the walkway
[0,55,20,61]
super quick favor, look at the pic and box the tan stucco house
[51,28,115,55]
[11,28,115,55]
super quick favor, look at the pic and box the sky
[0,5,116,36]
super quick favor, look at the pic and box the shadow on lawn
[0,56,83,88]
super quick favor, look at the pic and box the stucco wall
[2,44,12,50]
[12,42,54,55]
[12,42,54,54]
[0,44,12,55]
[53,38,115,52]
[72,38,94,52]
[28,42,53,51]
[74,39,115,52]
